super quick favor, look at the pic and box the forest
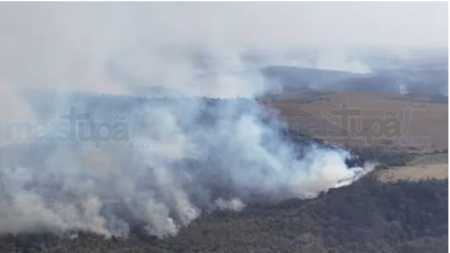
[0,172,446,253]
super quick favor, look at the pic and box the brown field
[376,153,449,182]
[377,163,448,182]
[264,91,448,153]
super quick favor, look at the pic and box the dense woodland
[0,173,446,253]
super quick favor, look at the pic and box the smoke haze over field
[0,2,445,237]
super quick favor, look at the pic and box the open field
[377,163,448,182]
[265,91,448,152]
[377,153,448,182]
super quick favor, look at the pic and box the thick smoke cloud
[0,95,374,237]
[0,2,441,237]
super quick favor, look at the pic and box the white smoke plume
[0,95,375,238]
[292,50,372,74]
[2,2,438,238]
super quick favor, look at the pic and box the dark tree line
[0,174,447,253]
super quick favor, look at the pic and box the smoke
[0,3,411,238]
[276,50,372,74]
[0,94,375,238]
[397,80,409,95]
[295,51,372,74]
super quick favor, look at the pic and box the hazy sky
[0,2,446,99]
[165,1,448,49]
[0,2,447,49]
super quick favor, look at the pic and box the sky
[0,2,446,99]
[0,2,447,50]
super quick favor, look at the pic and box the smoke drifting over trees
[0,2,445,239]
[0,95,374,237]
[0,176,447,253]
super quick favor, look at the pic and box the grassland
[265,91,448,152]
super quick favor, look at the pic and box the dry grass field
[377,153,449,182]
[265,91,448,152]
[377,164,448,182]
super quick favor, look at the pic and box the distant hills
[261,64,448,96]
